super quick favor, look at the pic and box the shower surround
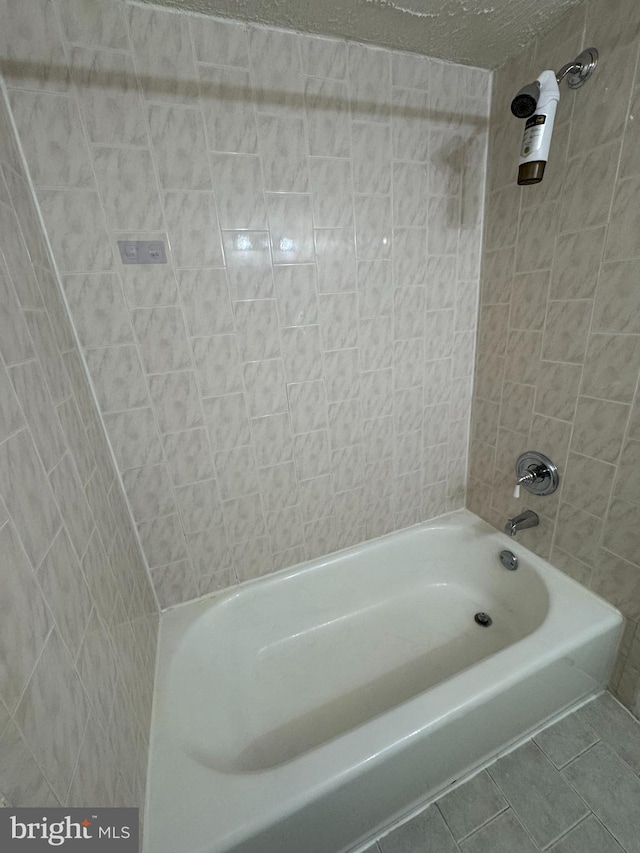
[469,0,640,717]
[0,0,490,609]
[0,73,157,810]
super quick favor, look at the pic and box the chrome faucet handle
[513,471,534,499]
[513,451,559,498]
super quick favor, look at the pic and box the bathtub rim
[155,507,620,620]
[144,508,624,853]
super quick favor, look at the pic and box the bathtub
[144,509,622,853]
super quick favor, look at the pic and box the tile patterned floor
[362,692,640,853]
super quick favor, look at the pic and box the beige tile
[480,245,514,306]
[233,536,274,583]
[84,469,116,552]
[554,502,603,567]
[534,361,582,421]
[190,15,248,67]
[103,408,164,472]
[175,479,223,535]
[571,396,630,463]
[37,528,92,662]
[0,521,52,713]
[48,453,94,559]
[137,515,187,568]
[510,271,549,331]
[471,398,499,447]
[0,201,42,310]
[24,309,70,404]
[603,498,640,565]
[210,153,266,232]
[592,549,640,620]
[14,627,90,803]
[0,430,61,567]
[37,189,113,273]
[304,77,350,159]
[58,0,129,49]
[559,142,621,233]
[148,103,210,191]
[606,176,640,261]
[162,428,214,487]
[85,345,149,413]
[504,330,542,385]
[222,492,266,544]
[477,303,509,355]
[549,546,592,586]
[614,440,640,505]
[164,190,224,269]
[0,362,24,444]
[487,119,521,193]
[569,42,637,158]
[516,202,558,272]
[131,306,191,375]
[150,561,197,609]
[594,259,640,334]
[128,4,198,104]
[0,718,59,807]
[0,0,70,92]
[562,453,616,517]
[71,47,148,147]
[499,383,535,434]
[484,184,521,251]
[0,269,33,365]
[581,333,640,404]
[629,396,640,441]
[67,710,117,807]
[475,352,505,402]
[620,84,640,179]
[64,273,133,348]
[93,147,164,232]
[584,0,640,53]
[117,242,178,308]
[81,531,117,626]
[542,300,592,364]
[9,91,93,188]
[199,64,258,154]
[122,464,176,523]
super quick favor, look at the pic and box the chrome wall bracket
[556,47,598,89]
[514,451,559,497]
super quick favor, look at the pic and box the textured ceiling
[140,0,584,69]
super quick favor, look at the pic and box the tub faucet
[504,509,539,537]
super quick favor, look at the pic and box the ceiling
[142,0,584,69]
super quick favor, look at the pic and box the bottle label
[521,114,546,157]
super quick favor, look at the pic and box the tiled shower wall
[0,81,158,807]
[0,0,490,608]
[469,0,640,717]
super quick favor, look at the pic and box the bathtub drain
[474,612,492,627]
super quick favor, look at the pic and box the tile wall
[0,79,158,808]
[469,0,640,717]
[0,0,490,608]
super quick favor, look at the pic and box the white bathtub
[144,509,622,853]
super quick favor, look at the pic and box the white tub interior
[144,510,622,853]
